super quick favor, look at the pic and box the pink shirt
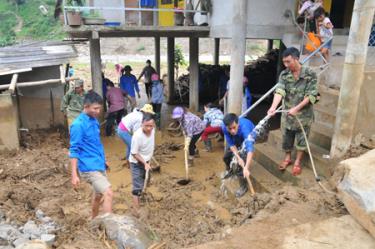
[106,87,125,113]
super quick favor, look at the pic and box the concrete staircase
[251,34,345,190]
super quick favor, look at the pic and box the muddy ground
[0,128,349,249]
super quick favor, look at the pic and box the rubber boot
[188,155,194,167]
[194,148,200,158]
[203,140,212,152]
[235,177,248,198]
[155,113,161,130]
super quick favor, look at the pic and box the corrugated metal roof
[0,41,78,76]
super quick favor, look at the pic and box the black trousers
[223,149,246,177]
[145,82,152,99]
[105,109,125,136]
[189,132,203,156]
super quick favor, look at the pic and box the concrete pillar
[267,39,273,52]
[331,0,375,158]
[89,35,103,97]
[167,37,175,103]
[189,37,199,112]
[154,36,161,74]
[214,38,220,65]
[0,93,19,152]
[276,41,286,77]
[228,0,247,114]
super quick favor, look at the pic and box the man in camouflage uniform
[268,47,318,176]
[61,79,86,129]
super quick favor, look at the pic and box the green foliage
[0,12,17,46]
[136,45,146,52]
[174,45,186,69]
[0,0,66,47]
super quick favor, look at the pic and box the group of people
[66,46,318,220]
[298,0,334,61]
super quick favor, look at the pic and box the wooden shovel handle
[246,176,255,196]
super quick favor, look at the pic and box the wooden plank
[8,74,18,94]
[0,68,32,76]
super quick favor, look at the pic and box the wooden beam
[8,74,19,94]
[0,77,80,90]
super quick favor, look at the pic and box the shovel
[143,169,150,193]
[177,148,191,185]
[246,176,255,196]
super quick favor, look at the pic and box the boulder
[91,213,157,249]
[336,149,375,238]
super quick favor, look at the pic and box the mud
[0,130,348,249]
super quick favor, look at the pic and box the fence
[63,5,207,27]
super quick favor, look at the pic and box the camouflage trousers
[282,126,311,152]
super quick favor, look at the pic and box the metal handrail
[287,9,328,65]
[63,6,207,13]
[239,9,333,118]
[239,37,333,118]
[63,5,207,26]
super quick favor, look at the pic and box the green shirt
[60,90,86,119]
[275,66,318,130]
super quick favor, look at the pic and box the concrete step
[314,104,336,128]
[253,142,317,188]
[310,122,334,151]
[251,160,284,193]
[318,84,339,109]
[266,129,333,178]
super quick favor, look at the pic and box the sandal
[278,159,292,171]
[292,164,302,176]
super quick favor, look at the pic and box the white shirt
[120,109,143,133]
[129,128,155,164]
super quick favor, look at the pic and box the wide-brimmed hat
[140,104,155,114]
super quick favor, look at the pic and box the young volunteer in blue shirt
[222,113,255,198]
[69,91,113,219]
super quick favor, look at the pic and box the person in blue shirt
[69,91,113,219]
[150,73,164,129]
[120,65,140,112]
[222,113,255,198]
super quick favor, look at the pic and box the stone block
[0,224,21,242]
[40,234,55,246]
[13,238,30,248]
[336,149,375,238]
[91,213,156,249]
[22,221,41,239]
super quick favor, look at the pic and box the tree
[174,45,186,80]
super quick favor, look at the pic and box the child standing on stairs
[315,7,334,63]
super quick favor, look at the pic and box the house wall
[93,0,126,24]
[0,93,19,152]
[0,66,65,130]
[209,0,297,39]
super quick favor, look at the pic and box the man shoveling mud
[69,91,113,219]
[222,113,255,198]
[129,113,156,215]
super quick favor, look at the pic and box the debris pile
[173,49,279,104]
[0,209,59,248]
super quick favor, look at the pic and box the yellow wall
[323,0,332,13]
[158,0,185,26]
